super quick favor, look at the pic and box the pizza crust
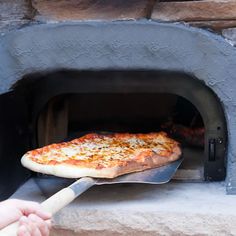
[21,145,181,178]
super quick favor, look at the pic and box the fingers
[12,199,51,220]
[29,214,50,236]
[17,225,30,236]
[18,215,51,236]
[0,199,52,235]
[18,216,41,236]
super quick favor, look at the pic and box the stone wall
[0,0,236,44]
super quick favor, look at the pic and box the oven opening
[27,70,226,183]
[37,93,205,181]
[0,70,226,199]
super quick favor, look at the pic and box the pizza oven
[0,20,236,203]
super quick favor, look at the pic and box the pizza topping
[24,132,180,168]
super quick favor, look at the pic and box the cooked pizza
[21,132,181,178]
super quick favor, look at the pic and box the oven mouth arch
[16,69,227,181]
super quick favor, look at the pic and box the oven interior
[0,70,227,200]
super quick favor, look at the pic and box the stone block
[0,0,34,32]
[32,0,156,22]
[151,0,236,31]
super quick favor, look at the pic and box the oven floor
[174,147,204,181]
[10,179,236,236]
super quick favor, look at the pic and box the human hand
[0,199,51,236]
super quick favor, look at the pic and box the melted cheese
[61,147,78,156]
[26,132,177,167]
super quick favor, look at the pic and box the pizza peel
[0,157,183,235]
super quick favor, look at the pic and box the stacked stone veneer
[0,0,236,44]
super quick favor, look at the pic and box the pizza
[21,132,181,178]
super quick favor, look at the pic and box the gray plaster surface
[11,178,236,235]
[0,21,236,192]
[222,27,236,46]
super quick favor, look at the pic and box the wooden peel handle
[41,177,95,214]
[0,177,95,236]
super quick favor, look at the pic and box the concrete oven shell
[0,21,235,193]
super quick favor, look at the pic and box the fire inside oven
[0,70,227,199]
